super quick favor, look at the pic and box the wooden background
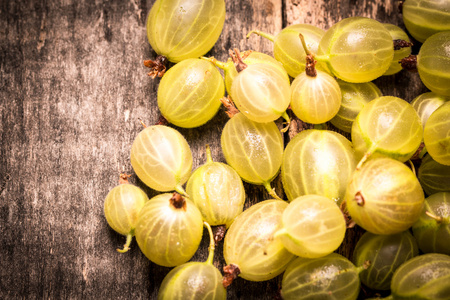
[0,0,427,299]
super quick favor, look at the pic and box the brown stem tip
[170,192,186,211]
[393,39,413,50]
[298,33,317,77]
[144,55,168,78]
[223,264,241,288]
[305,54,317,77]
[119,173,131,185]
[213,225,227,245]
[155,114,169,126]
[229,48,248,73]
[411,142,425,161]
[400,55,418,72]
[220,96,240,118]
[340,200,356,228]
[355,191,365,207]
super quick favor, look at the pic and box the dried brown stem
[169,192,186,211]
[220,96,240,118]
[222,264,241,288]
[144,55,168,78]
[138,118,147,128]
[155,115,169,126]
[400,55,418,72]
[393,39,413,50]
[119,173,131,185]
[340,200,356,228]
[212,225,227,245]
[229,48,248,72]
[355,191,365,207]
[411,142,425,161]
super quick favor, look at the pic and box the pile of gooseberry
[103,0,450,299]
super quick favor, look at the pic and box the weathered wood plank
[0,0,431,299]
[1,0,156,298]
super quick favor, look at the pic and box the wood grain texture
[0,0,430,299]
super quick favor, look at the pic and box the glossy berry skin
[390,253,450,300]
[345,157,424,235]
[135,193,203,267]
[412,192,450,255]
[248,24,325,78]
[281,254,361,300]
[411,92,449,130]
[423,101,450,166]
[223,200,295,282]
[157,261,226,300]
[157,221,226,300]
[330,80,382,133]
[417,31,450,96]
[402,0,450,43]
[351,96,423,163]
[104,179,149,252]
[282,129,356,205]
[290,70,341,124]
[221,113,283,187]
[276,195,346,258]
[104,182,148,237]
[130,125,192,193]
[230,63,291,123]
[418,154,450,195]
[146,0,225,63]
[382,23,411,76]
[157,59,224,128]
[317,17,394,83]
[208,51,286,95]
[186,145,245,228]
[352,231,419,291]
[272,24,325,78]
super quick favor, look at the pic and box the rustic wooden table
[1,0,427,299]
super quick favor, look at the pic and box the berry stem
[299,34,317,77]
[356,144,378,170]
[143,55,168,78]
[425,211,449,224]
[175,185,188,198]
[355,260,371,274]
[280,111,291,133]
[246,30,275,42]
[204,221,215,265]
[116,233,133,253]
[201,56,228,70]
[299,33,311,56]
[205,144,214,164]
[229,48,247,72]
[138,118,147,128]
[263,181,283,201]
